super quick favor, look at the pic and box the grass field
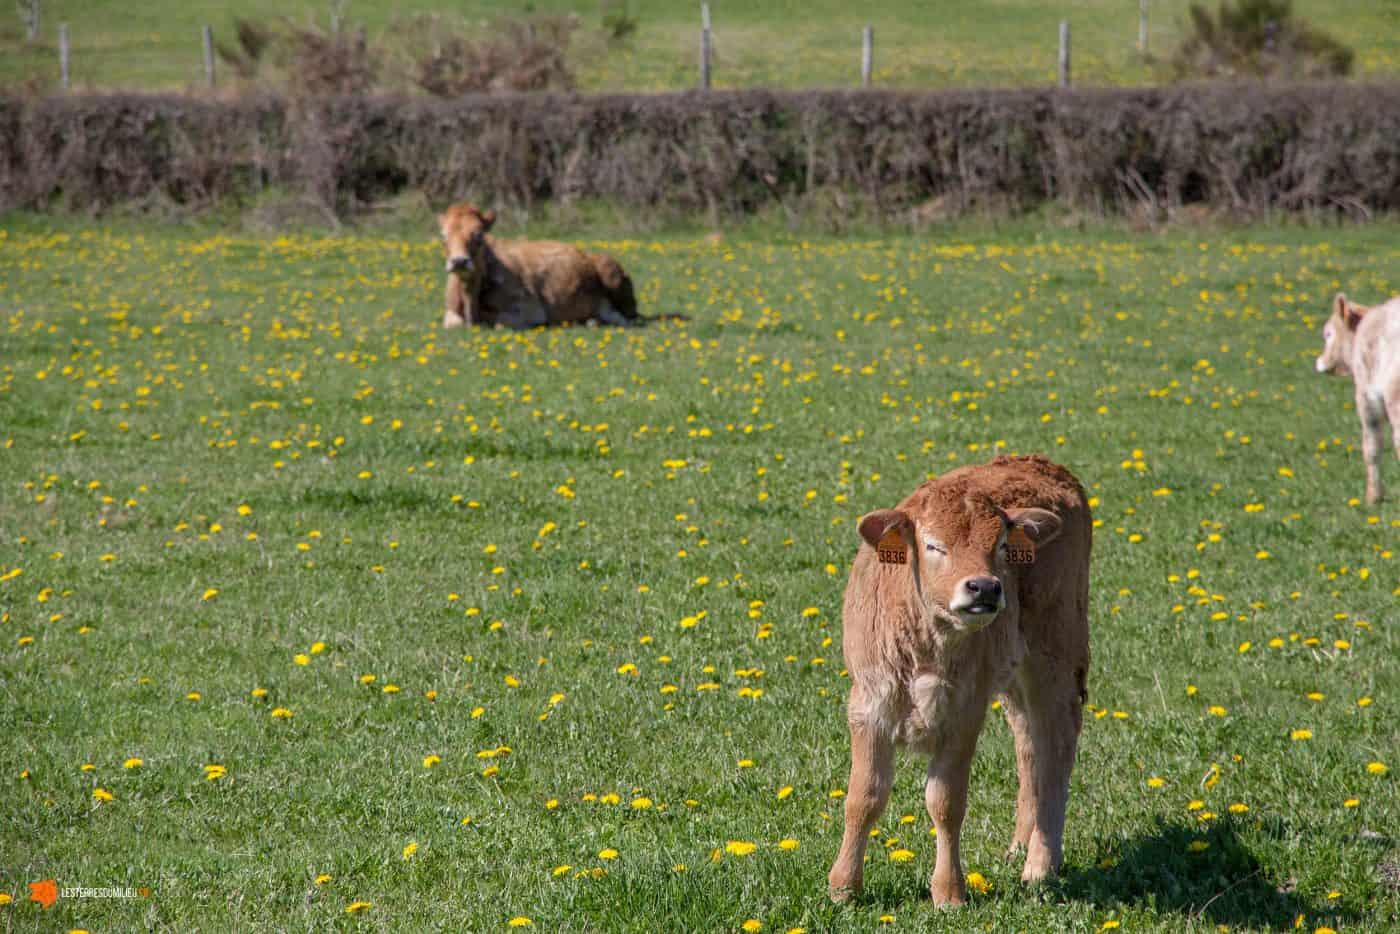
[3,0,1400,91]
[1,211,1397,931]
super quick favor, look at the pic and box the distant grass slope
[2,0,1397,92]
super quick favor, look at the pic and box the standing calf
[1315,292,1400,503]
[828,454,1091,906]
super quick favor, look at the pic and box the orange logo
[138,886,152,898]
[29,879,57,908]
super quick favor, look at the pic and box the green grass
[3,0,1400,91]
[0,211,1397,931]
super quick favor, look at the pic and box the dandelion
[314,874,332,885]
[270,707,293,719]
[123,757,143,769]
[1291,729,1313,741]
[1366,762,1388,775]
[345,901,372,914]
[423,755,441,769]
[889,849,915,862]
[777,838,799,851]
[201,588,219,601]
[742,921,762,933]
[93,787,115,802]
[402,841,418,859]
[777,786,793,799]
[966,871,991,894]
[724,841,757,856]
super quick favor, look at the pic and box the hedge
[2,84,1398,221]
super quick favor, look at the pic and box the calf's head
[439,203,496,277]
[1315,292,1365,376]
[858,493,1062,631]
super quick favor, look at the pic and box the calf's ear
[858,509,913,549]
[1005,507,1063,546]
[482,209,497,230]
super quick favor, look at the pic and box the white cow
[1315,293,1400,503]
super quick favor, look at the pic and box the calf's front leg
[925,731,979,906]
[828,707,894,902]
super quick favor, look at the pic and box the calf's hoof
[443,312,466,329]
[930,875,966,907]
[827,870,861,903]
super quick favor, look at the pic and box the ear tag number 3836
[876,529,907,565]
[1005,526,1035,564]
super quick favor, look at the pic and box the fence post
[1058,20,1070,87]
[1138,0,1148,54]
[861,25,873,87]
[202,25,215,87]
[700,3,712,90]
[59,22,69,89]
[19,0,40,41]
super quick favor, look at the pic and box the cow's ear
[1339,295,1367,330]
[482,209,497,230]
[1005,507,1062,547]
[858,509,913,549]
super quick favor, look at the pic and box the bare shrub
[1172,0,1353,80]
[402,13,578,97]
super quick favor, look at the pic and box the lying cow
[1315,292,1400,503]
[828,454,1091,906]
[439,202,640,329]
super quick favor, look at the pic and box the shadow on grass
[1056,817,1354,930]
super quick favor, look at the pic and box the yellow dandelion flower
[93,787,115,802]
[123,757,143,769]
[742,922,762,933]
[777,838,799,851]
[314,874,332,885]
[423,755,441,769]
[889,848,915,862]
[402,841,418,859]
[724,841,757,856]
[1366,762,1388,775]
[1290,729,1313,741]
[966,871,991,894]
[345,901,372,914]
[598,848,619,860]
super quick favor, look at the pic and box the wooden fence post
[203,25,215,87]
[700,3,712,90]
[59,22,69,89]
[1139,0,1148,54]
[861,25,873,87]
[1058,20,1070,87]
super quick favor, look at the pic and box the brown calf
[1315,292,1400,503]
[439,203,640,329]
[828,454,1091,906]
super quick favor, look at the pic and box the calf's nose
[448,255,473,273]
[965,576,1002,601]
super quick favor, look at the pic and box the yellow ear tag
[876,529,908,565]
[1006,526,1035,564]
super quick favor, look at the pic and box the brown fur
[1315,292,1400,503]
[828,454,1091,907]
[438,202,640,329]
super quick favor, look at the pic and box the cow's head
[857,492,1062,632]
[1316,292,1365,376]
[439,203,496,277]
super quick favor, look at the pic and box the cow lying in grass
[1315,292,1400,503]
[828,454,1091,907]
[439,202,639,329]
